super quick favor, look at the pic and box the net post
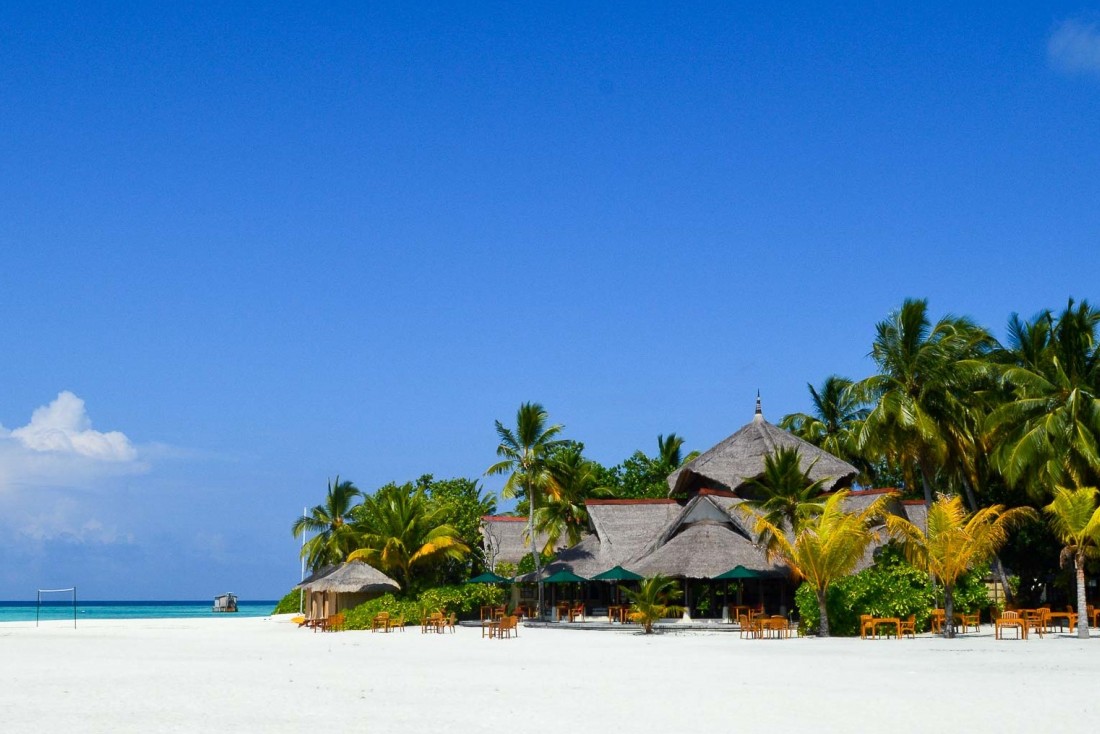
[36,589,40,627]
[73,586,77,629]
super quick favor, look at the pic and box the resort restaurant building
[481,405,929,620]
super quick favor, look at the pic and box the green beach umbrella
[712,565,763,580]
[590,565,643,582]
[543,570,588,584]
[465,571,513,584]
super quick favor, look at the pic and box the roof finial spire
[755,390,762,417]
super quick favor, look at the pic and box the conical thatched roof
[667,409,858,497]
[298,560,400,594]
[631,521,787,579]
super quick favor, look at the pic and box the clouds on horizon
[1049,18,1100,77]
[0,391,145,492]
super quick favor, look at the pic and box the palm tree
[1043,485,1100,639]
[853,299,994,505]
[348,484,469,592]
[621,575,685,634]
[988,301,1100,499]
[291,476,362,572]
[886,495,1036,638]
[653,433,690,475]
[486,402,565,619]
[780,376,872,482]
[752,489,891,637]
[737,447,829,551]
[535,445,598,553]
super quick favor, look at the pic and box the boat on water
[212,593,238,613]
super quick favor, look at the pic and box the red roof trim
[481,515,527,522]
[901,499,927,506]
[585,498,679,506]
[698,488,737,498]
[846,487,901,496]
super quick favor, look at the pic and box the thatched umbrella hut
[666,399,858,497]
[298,561,400,619]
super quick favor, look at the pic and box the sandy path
[0,616,1095,733]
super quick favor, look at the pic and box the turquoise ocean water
[0,600,277,623]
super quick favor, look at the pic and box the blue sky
[1,3,1098,599]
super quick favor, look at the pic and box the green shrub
[516,551,555,576]
[795,545,993,636]
[272,588,304,615]
[341,584,505,631]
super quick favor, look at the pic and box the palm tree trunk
[816,588,830,637]
[944,584,955,639]
[918,460,935,507]
[528,479,544,620]
[1076,553,1090,639]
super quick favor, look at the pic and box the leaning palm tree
[853,299,994,505]
[486,402,565,619]
[753,489,891,637]
[886,495,1036,638]
[737,447,829,551]
[1043,485,1100,639]
[349,485,470,592]
[621,575,685,634]
[535,445,599,553]
[291,476,362,572]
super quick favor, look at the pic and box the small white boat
[212,593,238,613]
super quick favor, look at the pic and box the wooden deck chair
[568,602,585,623]
[859,614,876,640]
[371,611,390,632]
[899,615,916,639]
[387,614,406,632]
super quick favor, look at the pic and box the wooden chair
[444,612,457,633]
[493,615,518,639]
[930,609,945,635]
[995,611,1026,640]
[958,612,980,634]
[1023,609,1046,638]
[737,615,755,639]
[371,611,390,632]
[899,615,916,639]
[859,614,876,640]
[323,612,345,632]
[568,602,585,623]
[386,614,406,632]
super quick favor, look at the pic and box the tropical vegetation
[1043,485,1100,638]
[621,575,685,634]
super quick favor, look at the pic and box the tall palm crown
[291,477,362,572]
[988,300,1100,499]
[654,433,686,475]
[738,447,829,550]
[885,495,1035,638]
[780,376,871,482]
[348,485,469,592]
[485,402,565,617]
[535,445,598,553]
[1043,485,1100,639]
[854,298,994,504]
[753,489,891,637]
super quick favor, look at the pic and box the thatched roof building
[297,560,400,619]
[666,401,858,497]
[480,406,924,616]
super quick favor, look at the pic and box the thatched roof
[586,500,682,565]
[667,409,858,497]
[631,521,787,579]
[298,561,400,594]
[480,516,551,566]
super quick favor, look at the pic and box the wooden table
[871,617,901,639]
[555,603,570,621]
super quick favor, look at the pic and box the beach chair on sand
[387,614,406,632]
[995,611,1026,640]
[444,612,457,633]
[859,614,876,639]
[493,615,518,639]
[899,615,916,639]
[371,612,390,632]
[322,613,345,632]
[568,602,585,622]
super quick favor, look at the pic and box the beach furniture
[444,612,457,633]
[1047,607,1077,633]
[422,611,445,634]
[859,614,876,639]
[899,615,916,639]
[371,612,390,632]
[930,609,945,634]
[321,613,345,632]
[995,611,1026,639]
[957,612,980,633]
[568,601,585,622]
[386,614,406,632]
[491,615,518,639]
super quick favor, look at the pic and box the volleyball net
[37,587,77,628]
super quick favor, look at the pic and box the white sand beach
[1,616,1097,733]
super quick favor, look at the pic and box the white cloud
[0,391,145,491]
[1049,18,1100,76]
